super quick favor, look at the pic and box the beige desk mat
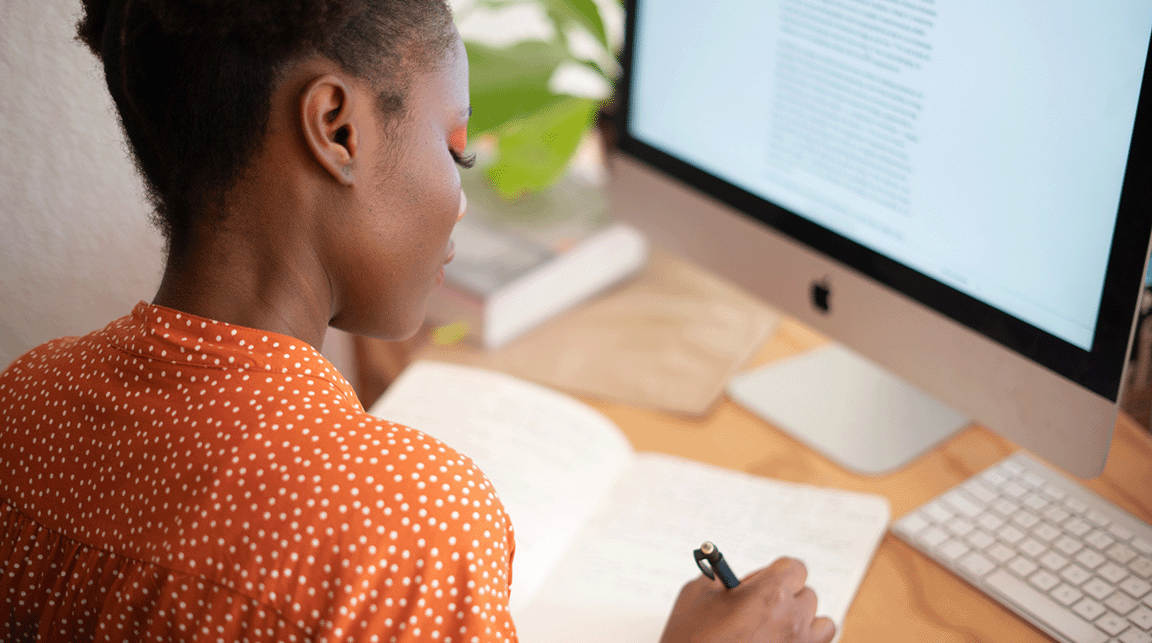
[421,247,779,415]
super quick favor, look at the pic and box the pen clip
[694,544,717,580]
[695,541,740,588]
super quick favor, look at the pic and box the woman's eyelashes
[450,148,476,169]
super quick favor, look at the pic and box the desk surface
[416,315,1152,642]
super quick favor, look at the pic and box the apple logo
[811,278,831,314]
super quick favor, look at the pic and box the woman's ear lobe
[301,75,359,186]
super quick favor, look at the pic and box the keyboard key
[1073,596,1108,622]
[897,512,930,535]
[1078,549,1108,570]
[1043,484,1067,501]
[1039,551,1069,573]
[959,551,996,578]
[1099,562,1131,584]
[1134,538,1152,556]
[1034,522,1062,543]
[1083,577,1116,601]
[918,525,950,548]
[1111,524,1136,541]
[1055,534,1085,557]
[938,539,970,562]
[1111,544,1140,565]
[1097,611,1130,636]
[1019,538,1047,558]
[945,517,975,538]
[1129,605,1152,629]
[1004,482,1029,498]
[1120,628,1152,643]
[944,490,984,518]
[1131,557,1152,579]
[993,498,1019,517]
[999,525,1026,544]
[1107,592,1140,615]
[985,570,1108,643]
[1029,570,1060,592]
[965,530,996,550]
[988,542,1017,563]
[1087,530,1117,551]
[1087,510,1112,528]
[1009,556,1039,578]
[1051,583,1084,606]
[1066,517,1094,537]
[1121,578,1152,600]
[963,480,999,503]
[982,468,1008,486]
[1066,497,1090,514]
[1013,512,1041,529]
[977,513,1005,532]
[1061,564,1093,586]
[1023,472,1045,488]
[1002,460,1025,475]
[925,502,955,524]
[1043,504,1071,525]
[1023,493,1049,511]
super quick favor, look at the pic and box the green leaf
[465,40,571,137]
[485,96,597,198]
[464,0,609,47]
[542,0,608,48]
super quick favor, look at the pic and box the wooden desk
[411,315,1152,642]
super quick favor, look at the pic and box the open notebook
[368,361,890,643]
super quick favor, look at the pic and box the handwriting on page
[529,454,889,627]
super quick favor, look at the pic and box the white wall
[0,0,355,381]
[1,0,163,367]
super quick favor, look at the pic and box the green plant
[455,0,620,199]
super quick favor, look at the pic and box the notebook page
[368,361,635,611]
[517,453,889,643]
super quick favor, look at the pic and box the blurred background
[0,0,621,384]
[2,0,1149,429]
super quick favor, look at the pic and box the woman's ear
[300,75,360,186]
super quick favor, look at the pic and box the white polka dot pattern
[0,302,518,642]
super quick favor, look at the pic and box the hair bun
[79,0,365,60]
[77,0,112,57]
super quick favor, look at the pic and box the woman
[0,1,835,641]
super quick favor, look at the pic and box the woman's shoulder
[221,401,506,537]
[206,407,515,599]
[0,318,124,394]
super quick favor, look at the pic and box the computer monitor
[610,0,1152,477]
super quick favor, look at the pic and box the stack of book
[428,170,648,349]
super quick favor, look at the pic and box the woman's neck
[152,214,333,350]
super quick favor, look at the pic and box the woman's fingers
[811,617,836,643]
[749,557,809,597]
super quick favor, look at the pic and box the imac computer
[610,0,1152,477]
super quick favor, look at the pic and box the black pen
[694,541,740,588]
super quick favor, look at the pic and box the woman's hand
[658,557,836,643]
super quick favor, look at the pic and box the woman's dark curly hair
[77,0,456,259]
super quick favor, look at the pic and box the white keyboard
[892,452,1152,643]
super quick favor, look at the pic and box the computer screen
[611,0,1152,477]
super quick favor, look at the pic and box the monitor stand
[727,344,972,475]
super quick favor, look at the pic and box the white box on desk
[428,217,648,349]
[427,164,649,349]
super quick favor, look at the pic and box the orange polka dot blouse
[0,303,517,643]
